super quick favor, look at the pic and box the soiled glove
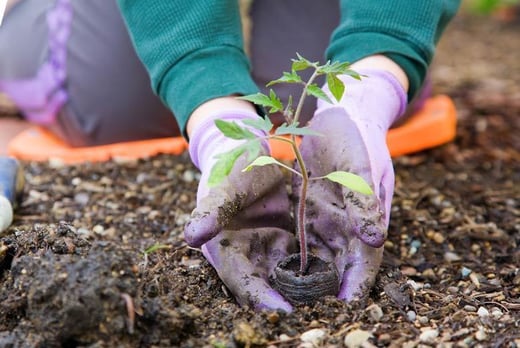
[294,69,406,301]
[185,110,296,312]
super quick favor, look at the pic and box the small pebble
[344,329,371,348]
[461,267,472,278]
[444,251,461,262]
[432,232,445,244]
[366,304,383,322]
[491,307,503,319]
[308,320,320,328]
[407,310,417,322]
[182,170,195,182]
[418,316,429,325]
[470,273,481,288]
[300,329,326,345]
[419,329,439,343]
[422,269,436,279]
[447,286,459,294]
[266,312,279,324]
[93,225,105,235]
[74,192,90,205]
[279,334,291,342]
[407,280,423,291]
[477,307,489,318]
[475,327,487,341]
[409,240,421,255]
[384,240,394,249]
[464,305,477,312]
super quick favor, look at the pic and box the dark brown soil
[1,7,519,348]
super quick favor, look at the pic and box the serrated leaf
[243,116,273,132]
[343,69,363,80]
[266,71,303,86]
[215,119,256,140]
[318,61,353,75]
[327,74,345,102]
[307,84,332,104]
[275,123,323,137]
[207,147,245,187]
[244,140,262,162]
[238,92,283,113]
[291,53,314,71]
[268,89,284,113]
[324,171,374,195]
[237,93,272,108]
[242,156,283,172]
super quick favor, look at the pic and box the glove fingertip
[183,214,219,248]
[254,289,293,313]
[355,224,386,248]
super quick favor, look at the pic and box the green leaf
[243,116,273,133]
[242,156,283,172]
[215,119,256,140]
[291,53,315,71]
[307,84,332,104]
[268,89,284,113]
[343,69,363,80]
[318,61,353,75]
[238,92,282,113]
[324,171,374,195]
[327,74,345,102]
[243,139,262,162]
[266,71,303,86]
[275,123,323,137]
[208,147,246,187]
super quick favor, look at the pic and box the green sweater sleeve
[116,0,259,136]
[327,0,461,101]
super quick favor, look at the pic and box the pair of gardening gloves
[185,70,406,312]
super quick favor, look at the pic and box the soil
[1,7,519,348]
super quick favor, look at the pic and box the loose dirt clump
[0,7,519,348]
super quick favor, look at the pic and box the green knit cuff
[326,31,428,102]
[158,46,260,137]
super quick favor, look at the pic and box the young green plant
[208,54,374,274]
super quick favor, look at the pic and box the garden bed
[0,9,519,348]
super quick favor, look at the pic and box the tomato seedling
[208,54,373,274]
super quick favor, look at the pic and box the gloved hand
[294,69,407,301]
[185,110,296,312]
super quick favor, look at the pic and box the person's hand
[294,70,407,301]
[184,110,296,312]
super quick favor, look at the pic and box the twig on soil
[121,293,136,335]
[453,216,508,241]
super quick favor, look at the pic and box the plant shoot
[208,54,374,274]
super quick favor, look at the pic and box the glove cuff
[188,110,269,172]
[319,69,407,130]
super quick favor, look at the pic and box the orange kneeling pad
[8,95,457,164]
[8,130,189,164]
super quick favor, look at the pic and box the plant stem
[292,140,309,274]
[289,66,319,274]
[293,68,319,125]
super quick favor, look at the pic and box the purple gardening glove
[185,110,297,312]
[294,69,407,302]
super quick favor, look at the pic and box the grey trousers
[0,0,340,146]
